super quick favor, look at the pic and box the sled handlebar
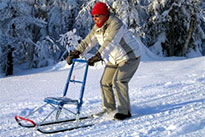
[72,59,88,63]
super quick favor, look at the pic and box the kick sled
[15,59,93,134]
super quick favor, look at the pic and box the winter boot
[114,111,131,120]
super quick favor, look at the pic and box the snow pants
[100,57,140,115]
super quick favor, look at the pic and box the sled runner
[15,59,93,134]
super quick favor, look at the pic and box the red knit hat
[91,2,109,16]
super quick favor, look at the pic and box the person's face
[92,14,106,24]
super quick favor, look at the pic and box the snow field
[0,56,205,137]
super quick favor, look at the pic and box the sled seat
[44,59,88,116]
[44,97,78,106]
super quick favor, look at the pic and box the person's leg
[100,62,117,111]
[113,57,140,118]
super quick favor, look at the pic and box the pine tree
[73,0,96,38]
[145,0,205,57]
[0,0,81,74]
[0,0,47,74]
[0,0,204,76]
[57,29,82,61]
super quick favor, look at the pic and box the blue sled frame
[15,59,91,133]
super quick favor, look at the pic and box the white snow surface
[0,46,205,137]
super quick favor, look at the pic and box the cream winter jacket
[76,14,141,65]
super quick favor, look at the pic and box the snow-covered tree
[73,0,96,37]
[199,0,205,55]
[0,0,82,75]
[144,0,205,57]
[57,29,82,60]
[107,0,150,37]
[1,0,205,76]
[46,0,80,39]
[0,0,46,75]
[31,36,59,68]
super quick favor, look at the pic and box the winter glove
[88,52,102,66]
[66,50,81,65]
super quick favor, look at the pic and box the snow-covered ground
[0,49,205,136]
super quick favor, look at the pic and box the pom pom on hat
[91,2,109,16]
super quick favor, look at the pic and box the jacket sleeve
[75,27,97,54]
[98,19,123,59]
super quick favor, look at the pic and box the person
[66,2,141,120]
